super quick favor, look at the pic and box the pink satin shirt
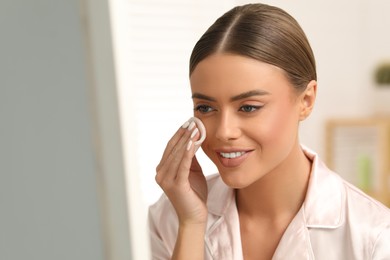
[149,147,390,259]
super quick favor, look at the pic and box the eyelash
[194,104,215,114]
[194,104,263,114]
[239,105,262,113]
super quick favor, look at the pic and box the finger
[158,118,198,168]
[159,119,197,165]
[190,155,202,173]
[188,156,207,201]
[156,125,196,183]
[157,124,187,171]
[175,128,201,183]
[160,125,195,176]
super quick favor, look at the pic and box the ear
[299,80,317,121]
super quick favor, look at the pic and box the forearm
[172,223,206,260]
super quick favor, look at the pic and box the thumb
[190,155,202,173]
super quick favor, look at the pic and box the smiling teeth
[220,152,246,158]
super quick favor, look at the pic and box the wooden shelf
[325,117,390,207]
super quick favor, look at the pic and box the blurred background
[1,0,389,259]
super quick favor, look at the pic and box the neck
[236,144,311,221]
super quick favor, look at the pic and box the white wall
[237,0,390,157]
[363,1,390,114]
[0,0,120,259]
[14,0,379,259]
[114,1,390,258]
[109,1,390,257]
[116,0,390,206]
[108,2,236,258]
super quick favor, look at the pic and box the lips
[216,149,252,168]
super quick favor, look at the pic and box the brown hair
[189,3,317,92]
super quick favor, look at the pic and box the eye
[194,104,216,114]
[239,105,262,113]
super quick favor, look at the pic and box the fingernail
[186,140,193,151]
[181,120,190,129]
[190,128,199,138]
[188,121,196,131]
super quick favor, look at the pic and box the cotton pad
[181,117,206,152]
[190,117,206,147]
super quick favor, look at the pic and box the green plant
[375,63,390,86]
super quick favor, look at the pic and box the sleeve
[371,223,390,260]
[148,206,171,260]
[148,195,179,260]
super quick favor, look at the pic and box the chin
[219,172,251,189]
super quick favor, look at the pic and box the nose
[215,112,241,142]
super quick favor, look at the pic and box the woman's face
[190,54,311,189]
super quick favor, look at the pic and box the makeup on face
[188,54,305,189]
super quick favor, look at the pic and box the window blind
[117,0,234,206]
[110,2,234,258]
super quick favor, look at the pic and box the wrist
[179,220,207,231]
[178,215,208,227]
[173,222,206,260]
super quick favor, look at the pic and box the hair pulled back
[189,3,317,92]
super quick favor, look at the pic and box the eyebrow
[192,89,270,102]
[230,89,270,101]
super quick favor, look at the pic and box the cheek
[257,105,299,144]
[199,122,225,165]
[199,123,214,153]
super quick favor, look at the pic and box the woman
[149,3,390,260]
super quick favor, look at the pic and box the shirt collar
[302,146,345,228]
[206,174,235,216]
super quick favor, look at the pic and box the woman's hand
[155,120,208,226]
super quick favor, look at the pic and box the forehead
[190,54,293,97]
